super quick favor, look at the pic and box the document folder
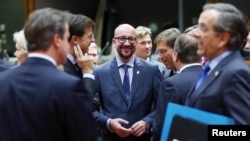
[160,102,235,141]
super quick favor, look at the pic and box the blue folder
[160,102,235,141]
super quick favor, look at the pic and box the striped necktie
[122,64,131,103]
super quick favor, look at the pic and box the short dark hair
[174,34,201,63]
[68,14,95,41]
[154,28,181,48]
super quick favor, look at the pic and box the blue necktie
[122,64,131,102]
[195,65,210,90]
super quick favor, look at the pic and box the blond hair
[13,29,27,51]
[135,26,152,38]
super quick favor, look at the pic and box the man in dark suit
[151,34,203,141]
[93,24,163,141]
[63,13,99,111]
[0,8,97,141]
[63,13,95,78]
[154,28,181,78]
[185,3,250,124]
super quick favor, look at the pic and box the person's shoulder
[136,57,157,67]
[94,59,114,75]
[0,64,10,72]
[0,60,14,68]
[96,60,111,69]
[150,59,164,65]
[221,51,249,72]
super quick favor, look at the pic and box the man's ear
[53,34,61,49]
[218,32,230,47]
[70,35,78,46]
[172,51,178,62]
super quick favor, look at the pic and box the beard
[117,45,135,59]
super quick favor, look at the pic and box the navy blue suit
[63,58,100,111]
[186,51,250,124]
[151,65,203,141]
[0,57,98,141]
[93,57,163,141]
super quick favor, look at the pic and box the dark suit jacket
[0,59,13,72]
[186,51,250,124]
[63,58,82,77]
[93,57,163,141]
[149,59,170,79]
[0,57,98,141]
[63,58,100,111]
[0,64,9,72]
[151,65,203,141]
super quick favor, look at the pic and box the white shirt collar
[67,53,77,64]
[28,53,56,66]
[116,56,135,68]
[178,63,202,73]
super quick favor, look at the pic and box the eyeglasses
[114,36,136,44]
[155,49,167,55]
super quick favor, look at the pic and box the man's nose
[245,42,250,50]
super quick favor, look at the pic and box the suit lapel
[63,58,82,77]
[129,58,143,108]
[187,52,237,106]
[188,68,222,106]
[110,58,129,106]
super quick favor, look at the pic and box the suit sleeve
[64,79,98,141]
[151,79,176,141]
[83,78,100,111]
[224,69,250,124]
[143,66,163,132]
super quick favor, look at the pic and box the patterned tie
[195,65,210,90]
[122,64,131,103]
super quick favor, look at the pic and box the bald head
[114,24,136,37]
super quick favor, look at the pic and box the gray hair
[24,7,70,51]
[203,3,247,50]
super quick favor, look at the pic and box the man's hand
[130,120,148,137]
[74,44,94,74]
[109,118,133,138]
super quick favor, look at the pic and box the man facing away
[93,23,163,141]
[0,8,97,141]
[151,34,202,141]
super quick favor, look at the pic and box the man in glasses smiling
[93,23,163,141]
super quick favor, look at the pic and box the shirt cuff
[107,118,113,132]
[83,73,95,79]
